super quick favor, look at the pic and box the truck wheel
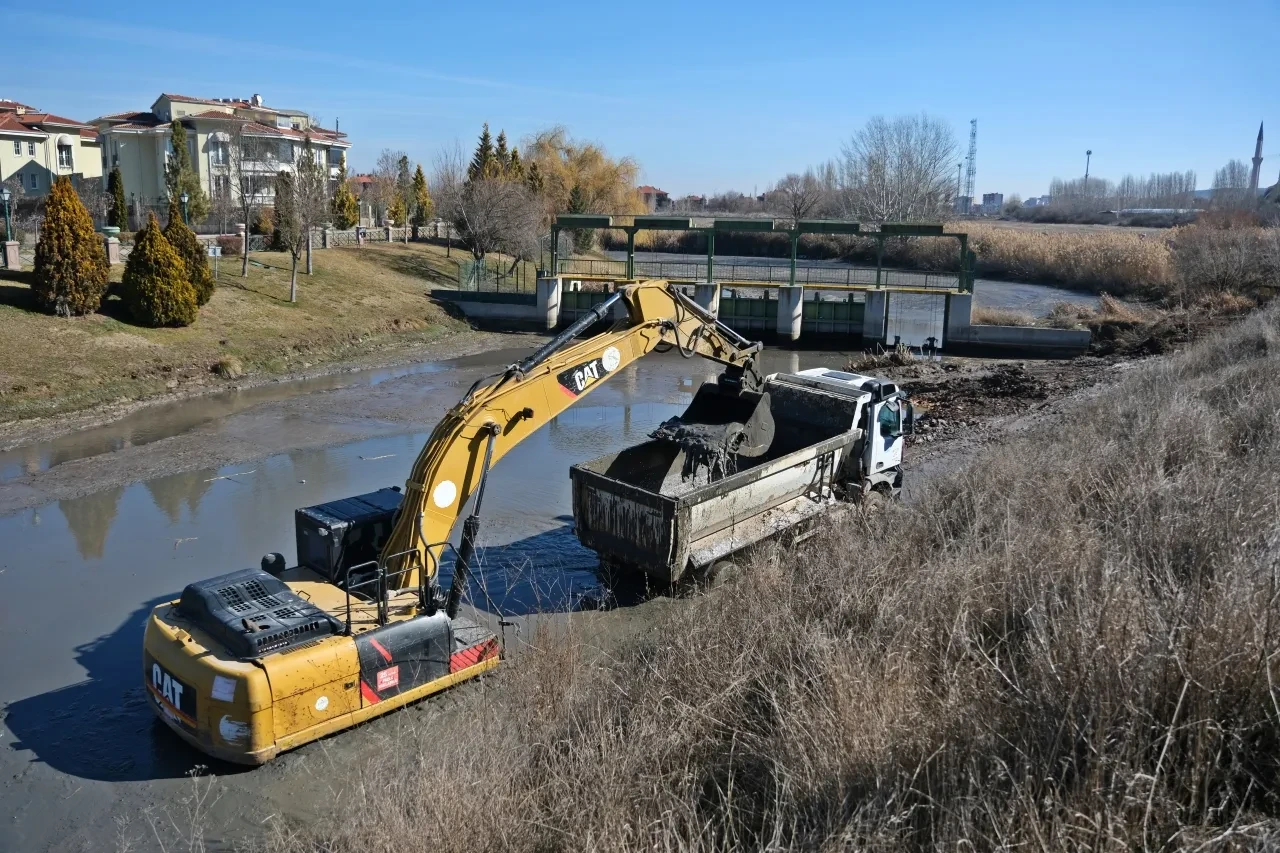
[701,561,738,589]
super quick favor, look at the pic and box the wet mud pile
[650,418,740,483]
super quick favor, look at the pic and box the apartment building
[93,93,351,209]
[0,99,102,198]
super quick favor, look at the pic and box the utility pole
[1084,150,1092,194]
[955,162,963,211]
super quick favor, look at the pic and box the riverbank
[262,303,1280,853]
[0,242,491,429]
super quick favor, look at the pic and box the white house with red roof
[0,99,102,198]
[637,185,670,212]
[93,93,351,213]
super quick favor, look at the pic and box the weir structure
[433,215,1090,357]
[547,215,976,293]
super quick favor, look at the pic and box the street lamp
[180,191,190,226]
[1,186,12,245]
[1084,150,1092,190]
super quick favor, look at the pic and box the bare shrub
[1170,221,1280,299]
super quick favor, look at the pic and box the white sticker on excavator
[433,480,457,508]
[602,346,621,372]
[219,715,249,745]
[211,675,236,702]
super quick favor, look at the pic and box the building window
[214,175,230,197]
[29,173,38,190]
[209,141,228,165]
[57,144,73,170]
[28,141,35,156]
[12,140,19,155]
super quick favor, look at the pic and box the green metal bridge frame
[549,215,976,292]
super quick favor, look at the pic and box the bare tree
[1213,159,1253,208]
[768,171,825,221]
[372,148,406,225]
[274,138,328,301]
[836,114,958,222]
[226,120,277,276]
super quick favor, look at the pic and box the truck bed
[570,379,863,582]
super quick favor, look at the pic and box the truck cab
[766,367,912,498]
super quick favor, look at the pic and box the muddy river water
[0,344,860,852]
[0,277,1089,850]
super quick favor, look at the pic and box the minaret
[1249,122,1263,194]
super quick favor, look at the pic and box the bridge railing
[554,258,959,290]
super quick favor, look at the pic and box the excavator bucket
[651,382,776,459]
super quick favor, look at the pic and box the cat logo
[556,347,622,398]
[148,658,197,728]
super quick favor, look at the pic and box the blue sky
[6,0,1277,199]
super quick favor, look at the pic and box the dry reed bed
[266,307,1280,852]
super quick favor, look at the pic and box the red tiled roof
[21,112,93,129]
[637,185,667,194]
[79,128,99,140]
[98,110,161,125]
[183,108,240,120]
[0,99,38,112]
[0,113,42,135]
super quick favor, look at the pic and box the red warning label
[376,665,400,692]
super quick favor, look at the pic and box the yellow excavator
[143,280,775,764]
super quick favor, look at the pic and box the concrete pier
[1,241,18,270]
[862,290,888,343]
[694,283,720,318]
[536,276,562,331]
[776,286,803,342]
[104,237,120,265]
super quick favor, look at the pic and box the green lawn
[0,242,496,424]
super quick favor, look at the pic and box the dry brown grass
[262,307,1280,851]
[0,242,474,423]
[969,305,1037,326]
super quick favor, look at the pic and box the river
[0,275,1085,850]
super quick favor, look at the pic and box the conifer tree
[164,202,215,306]
[495,131,510,173]
[411,164,433,226]
[32,177,110,316]
[467,123,496,182]
[121,213,198,327]
[107,167,128,230]
[388,196,406,225]
[567,183,595,252]
[331,163,360,229]
[526,161,545,196]
[507,147,525,182]
[164,120,209,223]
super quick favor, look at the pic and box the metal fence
[554,258,960,290]
[457,258,535,293]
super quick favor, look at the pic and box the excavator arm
[379,280,769,603]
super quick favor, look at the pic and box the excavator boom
[381,280,772,595]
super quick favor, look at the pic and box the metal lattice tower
[962,119,977,214]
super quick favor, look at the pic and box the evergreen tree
[164,120,209,223]
[495,131,510,172]
[467,123,497,182]
[163,202,215,306]
[507,147,525,182]
[121,213,198,327]
[32,177,110,316]
[106,167,128,230]
[331,163,360,229]
[567,183,595,252]
[388,195,406,224]
[411,164,433,226]
[526,161,545,196]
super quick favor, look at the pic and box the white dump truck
[570,368,913,585]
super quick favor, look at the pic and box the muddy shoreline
[0,328,538,451]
